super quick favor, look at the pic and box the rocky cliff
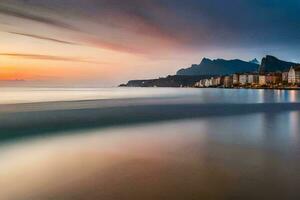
[259,55,298,73]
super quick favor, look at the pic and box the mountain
[259,55,298,73]
[249,58,260,65]
[120,75,212,87]
[120,55,300,88]
[176,58,259,76]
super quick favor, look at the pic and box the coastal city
[195,65,300,89]
[121,55,300,89]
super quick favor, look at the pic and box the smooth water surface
[1,88,300,199]
[1,87,300,104]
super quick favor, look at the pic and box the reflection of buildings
[289,90,297,102]
[289,111,300,143]
[260,109,300,146]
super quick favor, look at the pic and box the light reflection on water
[1,87,300,104]
[289,111,300,143]
[1,88,300,199]
[1,111,300,199]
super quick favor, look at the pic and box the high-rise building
[288,66,300,84]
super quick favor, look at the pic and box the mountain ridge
[120,55,300,87]
[177,57,259,76]
[259,55,298,73]
[249,58,260,64]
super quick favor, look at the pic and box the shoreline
[194,87,300,90]
[122,86,300,90]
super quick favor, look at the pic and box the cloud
[5,30,148,54]
[1,0,300,57]
[0,1,184,55]
[0,53,103,64]
[0,5,78,31]
[6,31,80,45]
[76,36,149,54]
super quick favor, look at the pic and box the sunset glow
[2,1,300,200]
[1,0,300,86]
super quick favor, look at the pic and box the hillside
[120,75,213,87]
[259,55,298,73]
[177,58,259,76]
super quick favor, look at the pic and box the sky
[0,0,300,86]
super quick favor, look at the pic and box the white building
[239,74,248,85]
[204,79,210,87]
[288,66,300,84]
[248,74,259,84]
[195,81,202,87]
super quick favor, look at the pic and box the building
[209,77,221,86]
[215,77,223,86]
[282,72,289,83]
[266,73,282,85]
[259,75,266,86]
[211,77,217,86]
[200,79,206,87]
[239,74,248,85]
[219,76,225,86]
[195,76,224,88]
[224,76,233,88]
[248,74,259,84]
[232,74,239,85]
[204,79,210,87]
[273,74,282,84]
[209,78,213,86]
[195,80,203,87]
[288,66,300,84]
[196,79,205,87]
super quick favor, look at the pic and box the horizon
[1,0,300,86]
[2,1,300,198]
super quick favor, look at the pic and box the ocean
[1,87,300,199]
